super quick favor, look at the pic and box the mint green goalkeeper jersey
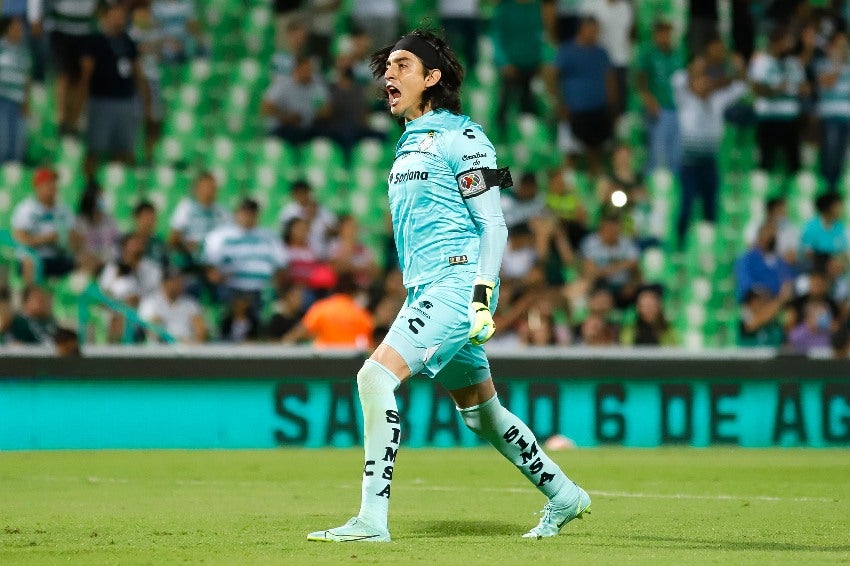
[388,109,507,289]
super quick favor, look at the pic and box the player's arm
[449,129,510,345]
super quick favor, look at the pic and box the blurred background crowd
[1,0,850,357]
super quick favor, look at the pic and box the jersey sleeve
[169,199,190,232]
[444,123,508,286]
[11,201,33,232]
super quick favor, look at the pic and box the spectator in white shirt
[11,167,79,283]
[168,170,231,262]
[262,54,330,144]
[139,266,206,343]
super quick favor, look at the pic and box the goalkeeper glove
[469,279,495,345]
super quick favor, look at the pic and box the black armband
[472,283,492,306]
[456,167,513,199]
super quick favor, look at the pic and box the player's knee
[356,359,401,395]
[458,394,500,436]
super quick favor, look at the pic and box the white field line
[23,476,836,503]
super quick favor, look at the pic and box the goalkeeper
[308,29,590,543]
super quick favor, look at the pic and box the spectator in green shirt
[635,20,684,173]
[6,285,57,345]
[492,0,548,137]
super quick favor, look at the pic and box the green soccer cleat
[522,485,591,539]
[306,517,391,543]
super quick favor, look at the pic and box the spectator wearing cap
[5,284,56,345]
[816,30,850,193]
[748,26,806,174]
[550,16,616,176]
[139,267,206,343]
[278,179,337,259]
[262,54,330,144]
[0,16,31,163]
[168,171,232,266]
[203,198,288,310]
[577,213,641,308]
[635,20,684,173]
[11,167,79,284]
[282,271,373,348]
[79,0,151,178]
[800,193,847,259]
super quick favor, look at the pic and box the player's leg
[439,344,591,539]
[306,344,407,543]
[308,281,471,542]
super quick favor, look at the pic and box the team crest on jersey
[458,169,487,198]
[418,131,435,152]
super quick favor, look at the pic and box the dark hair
[291,179,311,192]
[238,197,260,213]
[370,28,464,115]
[831,326,850,351]
[766,197,786,215]
[77,182,102,222]
[815,193,842,214]
[520,172,537,186]
[334,271,359,295]
[653,19,673,32]
[0,17,13,36]
[282,217,307,244]
[133,200,156,216]
[769,26,789,44]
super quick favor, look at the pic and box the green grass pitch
[2,448,848,565]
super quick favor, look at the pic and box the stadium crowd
[1,0,850,357]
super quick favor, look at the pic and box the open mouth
[386,85,401,108]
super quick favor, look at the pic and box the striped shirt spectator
[203,199,287,295]
[168,172,232,257]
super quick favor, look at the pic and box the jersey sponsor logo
[448,255,468,265]
[418,131,436,151]
[462,152,488,161]
[457,169,489,199]
[389,170,430,184]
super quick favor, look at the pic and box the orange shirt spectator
[283,273,373,348]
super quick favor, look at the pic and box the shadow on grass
[406,520,521,538]
[592,535,850,553]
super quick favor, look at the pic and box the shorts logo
[448,255,468,265]
[458,170,488,198]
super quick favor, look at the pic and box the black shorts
[50,31,85,80]
[570,109,612,149]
